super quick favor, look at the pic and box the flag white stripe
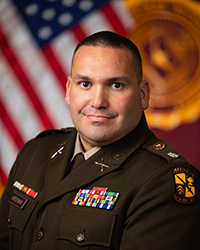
[0,122,18,176]
[81,9,114,35]
[0,0,26,43]
[51,30,77,77]
[0,56,43,141]
[111,0,135,31]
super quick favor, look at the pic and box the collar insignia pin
[51,146,64,159]
[95,158,109,173]
[114,154,121,160]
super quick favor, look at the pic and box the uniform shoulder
[142,136,200,205]
[142,136,190,166]
[36,127,75,138]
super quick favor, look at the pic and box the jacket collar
[42,112,150,205]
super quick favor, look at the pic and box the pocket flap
[57,206,116,247]
[8,191,37,232]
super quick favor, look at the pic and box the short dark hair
[71,31,143,83]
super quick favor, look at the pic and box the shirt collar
[73,133,101,161]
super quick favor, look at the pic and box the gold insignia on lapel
[50,140,67,159]
[51,146,64,159]
[114,154,121,160]
[95,158,109,173]
[173,167,195,204]
[60,140,67,146]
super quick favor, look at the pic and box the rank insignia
[172,167,195,204]
[13,181,38,198]
[72,187,119,210]
[167,152,179,158]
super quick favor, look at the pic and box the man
[0,31,199,250]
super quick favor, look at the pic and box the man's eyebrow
[106,77,131,84]
[72,75,131,83]
[72,75,90,81]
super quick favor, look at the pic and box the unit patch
[173,167,195,204]
[72,187,119,210]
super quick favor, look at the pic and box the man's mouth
[85,114,114,122]
[81,106,117,122]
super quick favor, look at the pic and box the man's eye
[111,82,124,89]
[80,81,91,89]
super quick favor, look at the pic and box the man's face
[66,45,149,151]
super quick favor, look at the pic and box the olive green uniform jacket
[0,114,200,250]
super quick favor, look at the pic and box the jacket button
[76,232,85,242]
[37,230,44,241]
[8,218,11,225]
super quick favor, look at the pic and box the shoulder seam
[36,128,74,138]
[142,139,189,165]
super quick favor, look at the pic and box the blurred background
[0,0,200,196]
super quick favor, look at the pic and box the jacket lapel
[45,129,76,193]
[42,148,122,205]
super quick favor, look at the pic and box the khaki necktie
[71,153,85,169]
[65,153,85,177]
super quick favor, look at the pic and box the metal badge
[167,152,179,158]
[153,142,166,150]
[95,158,109,172]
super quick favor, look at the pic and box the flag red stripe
[71,24,87,42]
[0,99,24,150]
[0,165,8,186]
[0,28,54,129]
[102,3,127,36]
[42,44,67,91]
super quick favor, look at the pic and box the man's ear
[140,80,150,110]
[65,76,71,106]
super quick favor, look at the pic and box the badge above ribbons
[72,187,119,210]
[173,167,195,204]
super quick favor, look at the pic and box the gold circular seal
[126,0,200,129]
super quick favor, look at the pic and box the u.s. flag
[0,0,134,194]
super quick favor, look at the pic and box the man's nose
[90,86,108,109]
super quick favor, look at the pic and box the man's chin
[80,132,112,148]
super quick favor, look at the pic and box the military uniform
[0,114,200,250]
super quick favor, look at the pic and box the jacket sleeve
[0,162,16,250]
[119,164,200,250]
[0,186,10,250]
[0,141,32,250]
